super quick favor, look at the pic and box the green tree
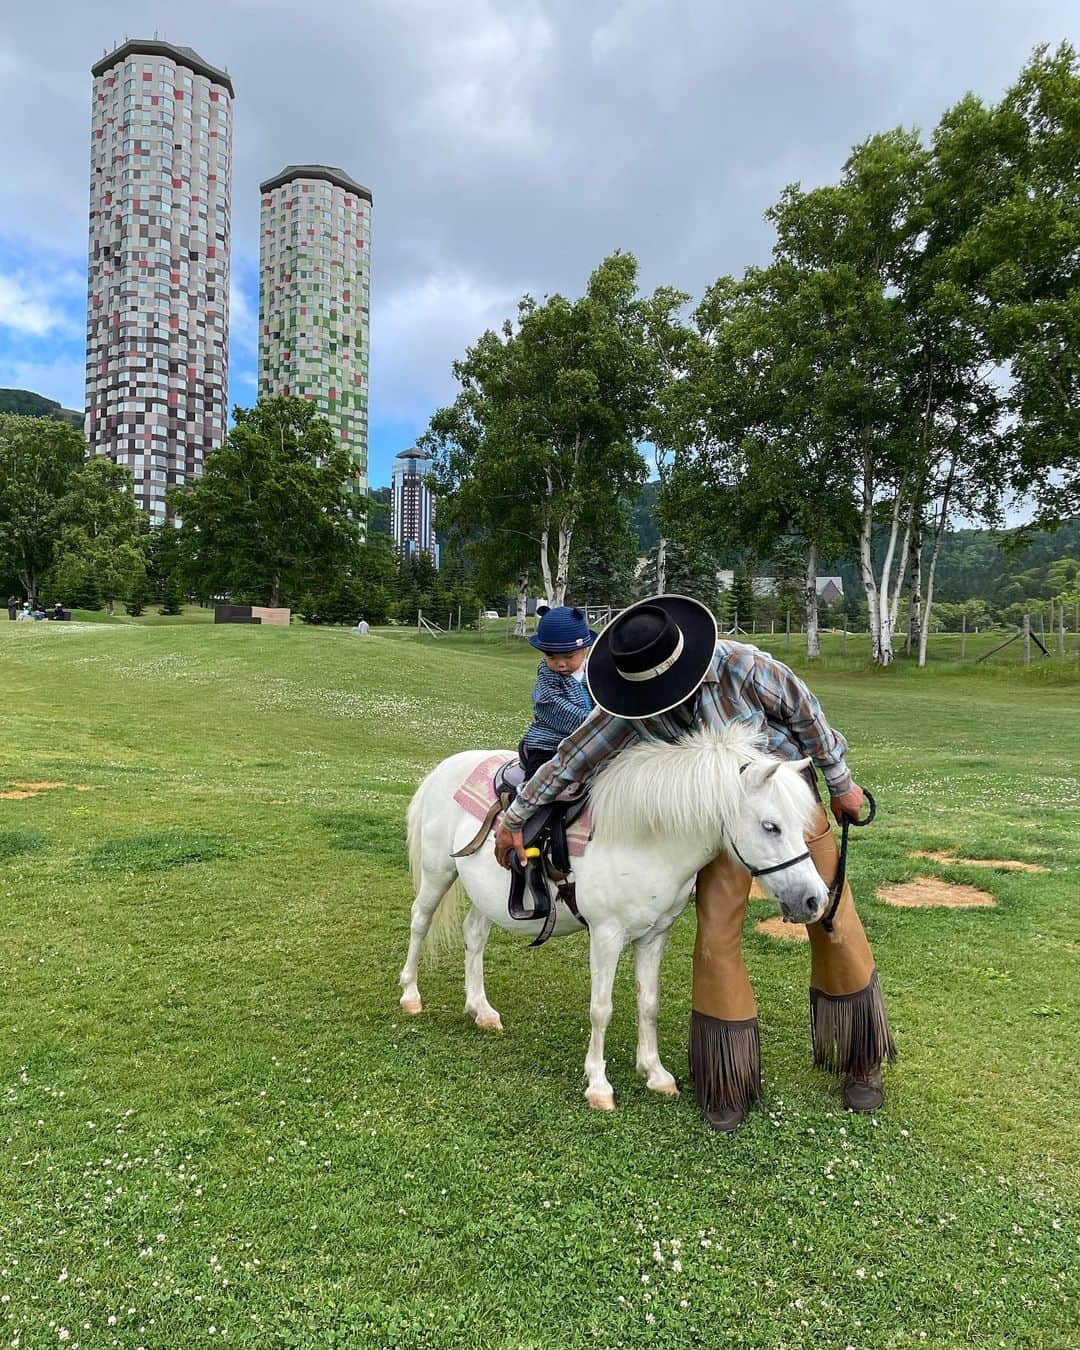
[0,415,86,603]
[124,575,149,617]
[147,522,183,604]
[637,537,720,609]
[159,575,182,616]
[51,456,148,614]
[427,253,662,606]
[728,565,756,633]
[170,397,362,607]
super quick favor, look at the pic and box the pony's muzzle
[780,895,822,924]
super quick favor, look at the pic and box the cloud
[0,0,1074,487]
[371,269,528,423]
[0,271,81,339]
[0,354,85,411]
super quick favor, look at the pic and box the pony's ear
[788,757,812,774]
[742,760,781,790]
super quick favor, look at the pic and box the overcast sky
[0,0,1073,487]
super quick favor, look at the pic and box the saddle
[452,758,589,947]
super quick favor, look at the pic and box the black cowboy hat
[586,594,718,719]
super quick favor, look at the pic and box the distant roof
[395,448,432,460]
[92,39,234,97]
[259,165,373,203]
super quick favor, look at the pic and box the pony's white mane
[587,723,815,848]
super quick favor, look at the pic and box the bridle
[731,776,877,934]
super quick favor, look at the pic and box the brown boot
[702,1101,750,1133]
[689,1011,761,1135]
[843,1066,884,1113]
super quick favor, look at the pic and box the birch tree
[427,254,664,605]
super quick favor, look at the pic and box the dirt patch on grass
[10,781,68,790]
[0,790,38,800]
[0,781,94,800]
[878,876,996,909]
[910,849,1047,874]
[755,916,809,941]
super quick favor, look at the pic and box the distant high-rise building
[392,448,437,563]
[258,165,372,500]
[85,39,234,522]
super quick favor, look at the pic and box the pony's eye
[762,821,780,835]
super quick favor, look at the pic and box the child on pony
[519,605,598,775]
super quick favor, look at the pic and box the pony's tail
[406,766,463,962]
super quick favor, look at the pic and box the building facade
[391,448,437,563]
[86,39,233,522]
[258,165,372,500]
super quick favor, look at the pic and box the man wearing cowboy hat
[495,594,895,1133]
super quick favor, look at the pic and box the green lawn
[0,621,1076,1347]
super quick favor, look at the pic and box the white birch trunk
[887,514,910,642]
[918,460,956,668]
[858,447,882,662]
[538,526,554,605]
[804,541,820,660]
[554,520,574,606]
[905,511,922,656]
[875,492,903,666]
[656,536,668,593]
[514,574,529,638]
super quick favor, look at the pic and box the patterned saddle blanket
[453,752,593,858]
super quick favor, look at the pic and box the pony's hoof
[638,1064,679,1095]
[650,1080,680,1097]
[586,1089,616,1111]
[400,998,423,1015]
[475,1014,503,1031]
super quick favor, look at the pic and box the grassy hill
[0,386,84,429]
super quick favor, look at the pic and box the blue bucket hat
[528,605,598,654]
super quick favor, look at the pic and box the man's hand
[829,783,866,827]
[495,823,526,870]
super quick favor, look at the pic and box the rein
[820,790,876,933]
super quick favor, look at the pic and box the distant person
[352,617,370,636]
[16,603,33,622]
[7,594,17,621]
[51,602,64,620]
[519,605,598,776]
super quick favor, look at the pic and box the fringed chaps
[810,969,897,1077]
[689,1011,762,1115]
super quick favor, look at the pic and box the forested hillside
[0,389,83,429]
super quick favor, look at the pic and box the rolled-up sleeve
[503,707,635,829]
[752,653,853,795]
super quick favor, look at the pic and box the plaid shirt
[522,662,594,752]
[504,640,853,829]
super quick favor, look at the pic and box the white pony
[398,723,829,1110]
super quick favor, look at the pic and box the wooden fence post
[961,614,966,660]
[785,610,790,648]
[1023,614,1031,667]
[1060,608,1066,657]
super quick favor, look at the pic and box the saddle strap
[451,793,510,858]
[508,855,552,922]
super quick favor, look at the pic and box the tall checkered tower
[86,39,233,521]
[258,166,372,500]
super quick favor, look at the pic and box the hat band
[617,627,685,682]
